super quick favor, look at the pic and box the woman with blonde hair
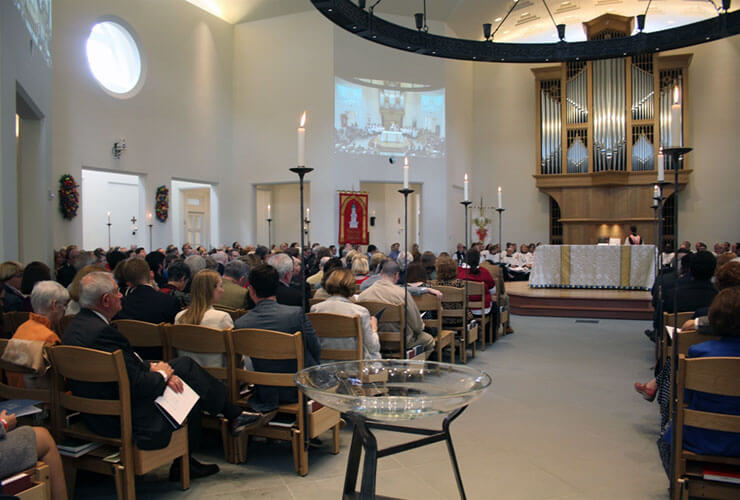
[174,270,233,367]
[351,255,370,286]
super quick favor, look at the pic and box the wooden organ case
[533,14,691,245]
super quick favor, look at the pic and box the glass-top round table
[296,360,491,499]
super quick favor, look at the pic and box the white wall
[51,0,233,251]
[0,2,53,263]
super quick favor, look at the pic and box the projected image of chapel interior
[334,77,445,159]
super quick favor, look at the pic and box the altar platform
[507,281,653,320]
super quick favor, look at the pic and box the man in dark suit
[664,250,718,313]
[268,252,305,308]
[233,264,320,412]
[63,271,269,479]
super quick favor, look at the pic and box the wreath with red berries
[59,174,79,219]
[156,185,169,222]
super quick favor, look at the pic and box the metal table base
[342,406,468,500]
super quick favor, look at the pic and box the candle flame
[299,111,306,128]
[498,186,502,192]
[672,84,680,104]
[464,173,468,182]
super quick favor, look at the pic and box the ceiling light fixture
[311,0,740,63]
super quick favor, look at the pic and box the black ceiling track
[312,0,740,63]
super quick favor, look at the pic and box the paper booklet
[155,380,200,428]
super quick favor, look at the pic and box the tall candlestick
[306,207,310,222]
[297,111,306,166]
[669,84,681,147]
[657,151,664,182]
[267,204,271,219]
[463,174,469,201]
[652,185,659,207]
[497,186,503,209]
[403,156,409,189]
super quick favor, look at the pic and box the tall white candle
[107,211,111,223]
[657,151,664,182]
[306,208,310,222]
[497,186,503,209]
[669,85,681,147]
[297,111,307,166]
[403,157,409,189]
[463,174,469,201]
[267,204,271,219]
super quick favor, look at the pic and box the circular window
[86,21,142,96]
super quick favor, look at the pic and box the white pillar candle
[403,156,409,189]
[464,174,469,201]
[669,85,681,147]
[297,111,307,166]
[657,152,664,182]
[497,186,503,209]
[107,211,111,223]
[267,204,271,219]
[306,208,310,222]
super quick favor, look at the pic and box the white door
[182,188,210,247]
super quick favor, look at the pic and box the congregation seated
[19,261,52,312]
[5,281,66,389]
[175,270,233,368]
[268,253,305,308]
[457,249,495,315]
[159,260,192,309]
[306,255,330,289]
[357,260,434,355]
[352,255,370,286]
[313,257,346,300]
[216,259,250,309]
[309,269,381,359]
[116,258,180,325]
[0,410,67,500]
[62,271,268,479]
[663,250,717,313]
[65,264,106,316]
[233,264,321,412]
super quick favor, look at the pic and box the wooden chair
[413,294,455,363]
[480,261,504,339]
[161,324,238,462]
[12,461,52,500]
[432,285,478,363]
[462,280,493,350]
[672,355,740,500]
[306,312,363,361]
[228,328,341,475]
[112,320,166,362]
[213,305,247,322]
[661,311,696,367]
[354,301,419,359]
[2,311,30,337]
[0,339,53,427]
[49,346,189,500]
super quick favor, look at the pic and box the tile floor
[76,315,669,499]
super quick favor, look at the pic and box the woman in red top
[457,248,495,312]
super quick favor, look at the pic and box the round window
[86,21,142,96]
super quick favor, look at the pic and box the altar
[530,245,656,291]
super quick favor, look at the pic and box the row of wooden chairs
[0,323,344,499]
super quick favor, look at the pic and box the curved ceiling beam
[311,0,740,63]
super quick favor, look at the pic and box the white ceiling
[186,0,733,43]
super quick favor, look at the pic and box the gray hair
[204,256,218,271]
[224,259,248,280]
[30,281,69,315]
[268,253,293,279]
[78,272,117,309]
[381,260,400,278]
[184,255,206,276]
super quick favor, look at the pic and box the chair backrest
[161,324,231,381]
[49,346,132,443]
[228,329,303,389]
[214,305,246,322]
[306,312,363,361]
[112,319,165,348]
[461,280,486,309]
[413,293,442,334]
[433,286,467,325]
[664,311,695,328]
[0,339,52,403]
[355,301,405,358]
[2,311,30,336]
[480,261,505,296]
[674,330,723,358]
[675,355,740,444]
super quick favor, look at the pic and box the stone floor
[75,314,669,499]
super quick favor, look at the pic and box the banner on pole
[338,191,369,245]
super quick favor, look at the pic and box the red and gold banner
[338,191,369,245]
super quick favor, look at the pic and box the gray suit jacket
[233,300,320,411]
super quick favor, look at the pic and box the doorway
[360,182,422,254]
[171,180,219,249]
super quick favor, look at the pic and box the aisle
[76,315,669,499]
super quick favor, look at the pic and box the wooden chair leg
[123,465,136,500]
[181,450,190,491]
[291,429,302,475]
[332,423,340,455]
[112,464,125,500]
